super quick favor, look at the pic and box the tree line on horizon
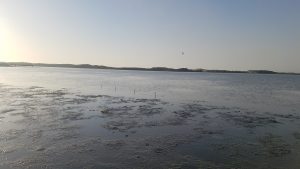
[0,62,298,75]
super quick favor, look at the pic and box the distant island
[0,62,299,75]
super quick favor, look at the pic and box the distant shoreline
[0,62,299,75]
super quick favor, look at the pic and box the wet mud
[0,84,299,169]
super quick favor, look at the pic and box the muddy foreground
[0,84,300,169]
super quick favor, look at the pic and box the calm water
[0,67,300,169]
[1,67,299,110]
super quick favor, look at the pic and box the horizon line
[1,61,300,75]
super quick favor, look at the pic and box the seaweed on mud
[21,93,35,98]
[268,113,300,120]
[219,111,279,128]
[103,120,139,131]
[101,106,134,117]
[144,121,161,127]
[173,110,195,119]
[34,146,46,152]
[163,117,187,126]
[138,105,162,116]
[77,94,107,99]
[28,86,43,90]
[170,103,212,121]
[193,127,223,135]
[258,133,291,157]
[103,140,126,150]
[0,108,17,114]
[17,88,68,99]
[166,106,210,126]
[132,98,156,103]
[182,104,210,114]
[109,97,134,104]
[10,111,28,116]
[53,125,82,132]
[101,109,112,115]
[46,90,68,97]
[71,94,112,104]
[60,111,87,121]
[28,90,50,96]
[62,97,94,105]
[156,106,210,127]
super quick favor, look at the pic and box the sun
[0,18,36,62]
[0,18,18,61]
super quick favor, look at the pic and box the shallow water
[0,67,300,169]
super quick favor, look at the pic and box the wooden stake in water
[134,89,136,95]
[115,85,117,92]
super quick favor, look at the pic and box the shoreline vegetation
[0,62,299,75]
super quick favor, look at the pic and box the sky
[0,0,299,72]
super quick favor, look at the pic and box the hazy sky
[0,0,299,72]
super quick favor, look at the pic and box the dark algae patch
[0,84,300,169]
[218,110,280,128]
